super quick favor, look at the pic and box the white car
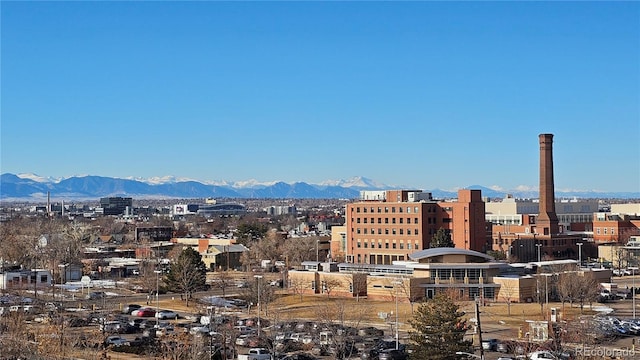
[527,351,558,360]
[155,310,178,320]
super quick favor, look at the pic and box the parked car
[527,351,558,360]
[132,308,156,317]
[496,341,509,353]
[86,291,106,300]
[155,310,178,320]
[104,335,127,346]
[482,338,499,351]
[122,304,142,314]
[359,326,384,337]
[377,349,408,360]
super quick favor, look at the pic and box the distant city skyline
[2,2,638,193]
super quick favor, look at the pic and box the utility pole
[475,299,485,360]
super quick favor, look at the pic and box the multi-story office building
[486,195,598,232]
[344,189,488,265]
[99,197,133,216]
[265,205,297,216]
[592,210,640,244]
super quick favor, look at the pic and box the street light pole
[536,244,542,262]
[631,267,638,319]
[577,242,583,267]
[254,275,263,338]
[392,281,402,350]
[154,270,161,328]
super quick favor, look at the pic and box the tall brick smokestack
[538,133,559,236]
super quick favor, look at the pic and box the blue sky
[1,1,639,193]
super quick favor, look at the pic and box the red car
[132,308,156,317]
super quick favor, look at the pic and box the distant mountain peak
[16,173,60,183]
[319,176,387,188]
[0,173,637,200]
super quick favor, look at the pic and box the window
[415,242,420,249]
[378,228,382,234]
[364,228,368,234]
[370,207,375,213]
[414,207,419,213]
[364,242,368,248]
[385,207,389,213]
[400,242,404,249]
[596,228,601,235]
[385,242,389,249]
[415,229,419,235]
[363,218,367,224]
[392,218,396,224]
[407,229,411,235]
[399,218,404,224]
[392,207,396,213]
[392,228,396,235]
[407,207,411,213]
[407,243,412,250]
[399,229,403,235]
[378,218,382,224]
[311,281,316,290]
[399,207,403,213]
[392,242,397,249]
[356,207,361,213]
[612,228,615,235]
[357,241,361,248]
[378,242,382,249]
[438,269,451,280]
[363,207,367,213]
[604,228,607,235]
[385,229,389,235]
[357,218,361,224]
[378,207,382,213]
[415,217,418,224]
[356,228,361,234]
[385,218,389,224]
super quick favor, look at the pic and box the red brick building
[344,189,488,265]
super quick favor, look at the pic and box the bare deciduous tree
[211,270,235,298]
[314,299,370,359]
[320,276,343,298]
[498,280,518,316]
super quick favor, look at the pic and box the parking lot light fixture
[154,270,162,328]
[254,275,263,338]
[630,267,638,319]
[577,242,583,267]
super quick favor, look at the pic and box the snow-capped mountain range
[1,173,638,201]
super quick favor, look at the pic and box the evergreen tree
[429,228,454,248]
[408,293,472,360]
[166,247,207,306]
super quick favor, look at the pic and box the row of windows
[429,268,484,280]
[356,241,420,250]
[596,228,616,235]
[355,228,420,235]
[355,217,421,224]
[355,206,423,214]
[492,238,570,246]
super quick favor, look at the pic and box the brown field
[157,291,598,337]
